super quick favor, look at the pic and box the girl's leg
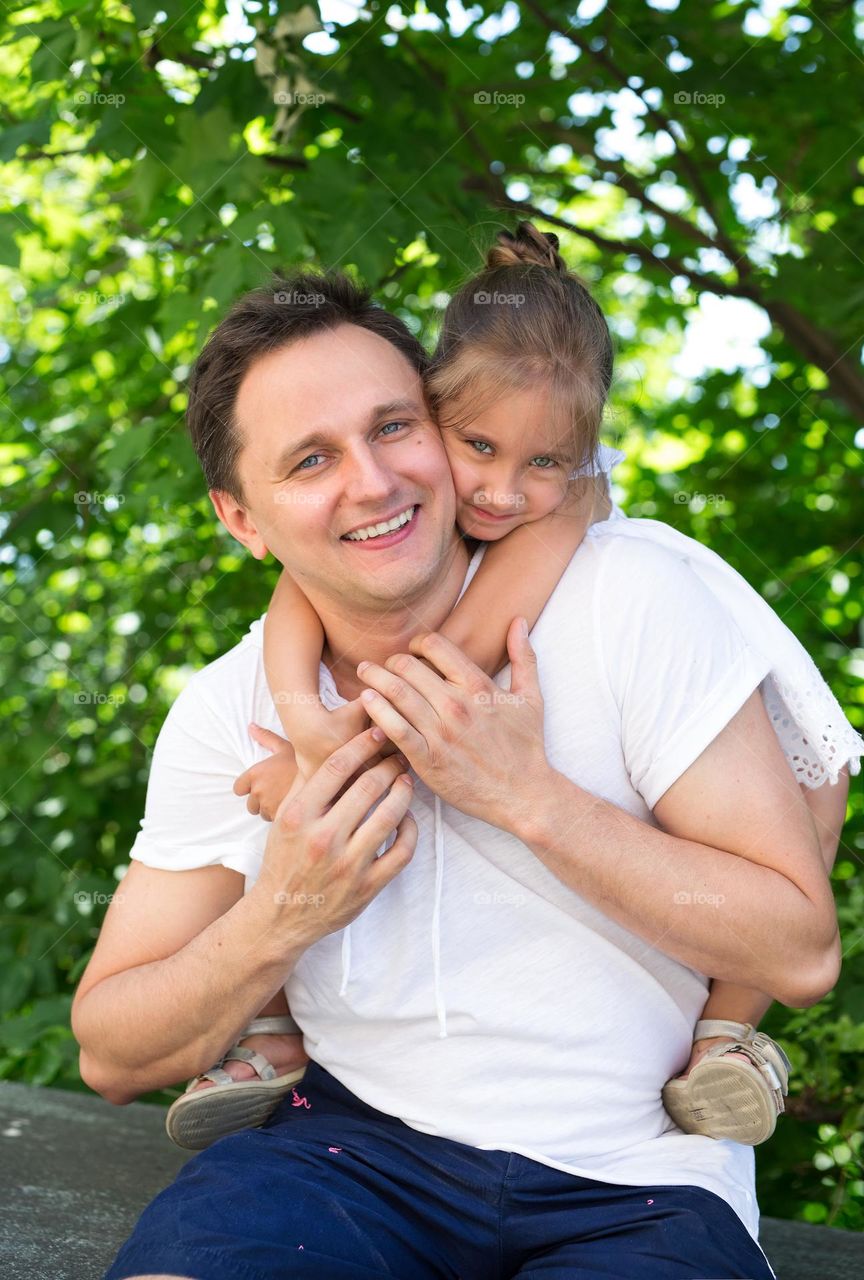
[190,987,309,1093]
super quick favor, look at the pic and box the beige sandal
[165,1016,307,1151]
[662,1018,791,1145]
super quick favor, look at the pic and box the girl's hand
[291,698,396,780]
[234,727,300,822]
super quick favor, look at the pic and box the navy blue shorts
[106,1061,776,1280]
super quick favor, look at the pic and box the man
[73,271,840,1280]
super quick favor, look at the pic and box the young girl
[166,223,862,1152]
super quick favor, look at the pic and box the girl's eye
[467,440,493,455]
[531,456,559,469]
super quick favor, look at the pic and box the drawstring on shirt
[432,792,448,1038]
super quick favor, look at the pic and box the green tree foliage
[0,0,861,1228]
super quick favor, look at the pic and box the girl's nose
[474,475,522,513]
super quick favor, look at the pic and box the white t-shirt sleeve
[596,537,773,810]
[127,676,264,879]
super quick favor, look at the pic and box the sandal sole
[662,1058,778,1145]
[165,1067,308,1150]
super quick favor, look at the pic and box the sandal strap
[223,1045,277,1081]
[241,1015,301,1037]
[694,1019,756,1041]
[186,1065,235,1091]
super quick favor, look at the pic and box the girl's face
[437,383,579,542]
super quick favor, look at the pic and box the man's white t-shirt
[129,519,775,1245]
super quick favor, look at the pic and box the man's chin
[336,522,463,604]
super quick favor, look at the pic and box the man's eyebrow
[272,399,425,476]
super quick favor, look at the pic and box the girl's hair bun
[486,220,567,273]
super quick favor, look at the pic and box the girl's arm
[442,475,609,678]
[263,570,369,778]
[263,569,328,735]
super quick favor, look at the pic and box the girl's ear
[209,489,270,560]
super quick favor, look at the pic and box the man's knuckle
[307,828,333,858]
[354,772,382,802]
[278,799,303,830]
[324,752,352,779]
[443,696,468,724]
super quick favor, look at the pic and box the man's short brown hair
[187,270,429,501]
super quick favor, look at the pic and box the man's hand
[234,706,403,822]
[252,726,417,947]
[355,616,551,831]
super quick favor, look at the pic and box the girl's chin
[459,514,515,542]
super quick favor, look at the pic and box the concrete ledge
[1,1080,861,1279]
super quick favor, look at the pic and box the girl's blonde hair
[427,222,613,472]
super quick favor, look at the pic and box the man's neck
[319,538,474,703]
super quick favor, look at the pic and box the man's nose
[343,443,400,502]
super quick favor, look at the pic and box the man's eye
[468,440,493,455]
[380,420,407,435]
[296,454,325,471]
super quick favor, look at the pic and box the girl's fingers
[246,794,260,816]
[249,723,295,756]
[234,768,252,796]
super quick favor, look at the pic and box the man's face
[226,323,458,610]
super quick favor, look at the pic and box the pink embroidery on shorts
[646,1199,654,1205]
[291,1087,311,1110]
[328,1146,342,1153]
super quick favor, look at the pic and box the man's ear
[209,489,269,561]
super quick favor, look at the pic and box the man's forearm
[73,888,308,1104]
[516,768,839,1006]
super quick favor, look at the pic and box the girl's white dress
[578,444,863,787]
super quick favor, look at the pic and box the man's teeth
[344,506,415,542]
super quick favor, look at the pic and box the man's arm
[71,862,308,1105]
[73,728,416,1104]
[518,685,840,1007]
[355,624,840,1009]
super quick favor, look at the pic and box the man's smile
[340,504,421,548]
